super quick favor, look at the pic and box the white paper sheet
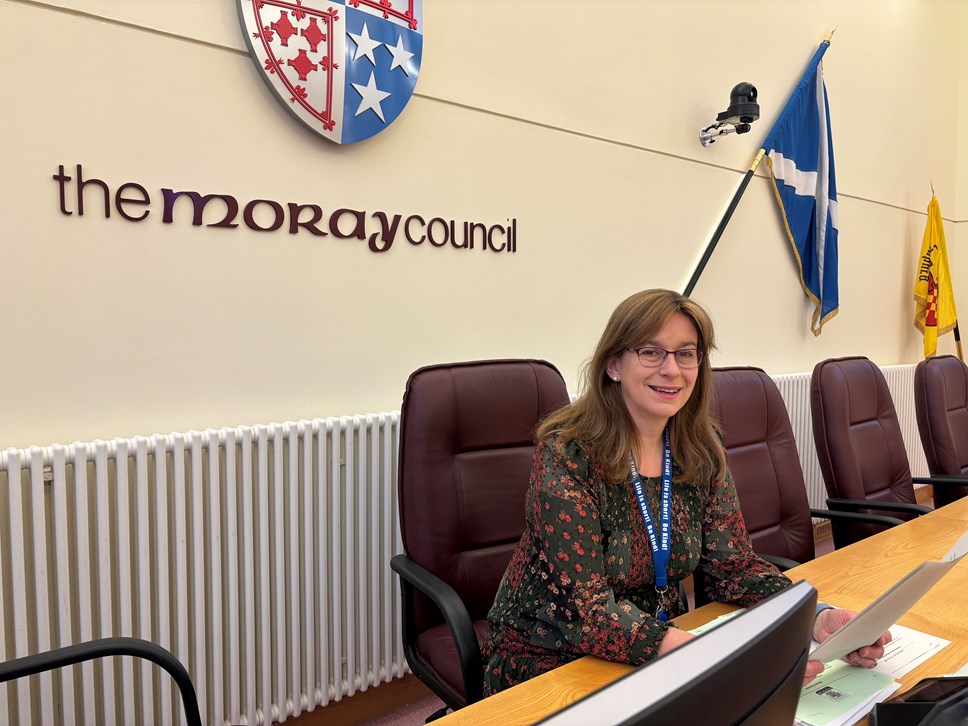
[943,528,968,562]
[871,623,951,678]
[810,552,965,664]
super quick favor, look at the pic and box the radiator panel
[0,416,405,726]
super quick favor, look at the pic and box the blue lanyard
[629,427,673,592]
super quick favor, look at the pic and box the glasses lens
[674,350,702,368]
[635,348,666,366]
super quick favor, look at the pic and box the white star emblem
[348,23,381,65]
[386,35,414,75]
[352,71,391,122]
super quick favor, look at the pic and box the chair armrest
[0,637,201,726]
[913,475,968,488]
[390,554,483,704]
[757,552,801,572]
[809,508,905,528]
[826,497,932,517]
[809,508,906,550]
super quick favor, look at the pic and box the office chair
[0,637,202,726]
[914,354,968,507]
[390,359,569,717]
[810,356,967,545]
[709,367,901,576]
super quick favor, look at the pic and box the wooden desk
[439,497,968,725]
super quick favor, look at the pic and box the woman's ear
[606,356,621,382]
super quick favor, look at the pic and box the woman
[482,289,888,694]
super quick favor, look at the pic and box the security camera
[700,82,760,147]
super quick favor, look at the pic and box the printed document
[795,660,900,726]
[810,544,966,664]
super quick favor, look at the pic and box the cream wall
[2,0,966,449]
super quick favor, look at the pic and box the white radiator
[772,363,929,511]
[0,415,405,726]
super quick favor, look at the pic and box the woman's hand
[803,607,893,685]
[657,626,695,656]
[803,659,825,685]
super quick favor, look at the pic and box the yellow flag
[914,196,958,357]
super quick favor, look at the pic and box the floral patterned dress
[482,436,791,695]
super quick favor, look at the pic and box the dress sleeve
[529,439,669,665]
[698,469,792,606]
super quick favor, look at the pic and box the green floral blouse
[482,436,791,695]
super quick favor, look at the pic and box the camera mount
[700,82,759,147]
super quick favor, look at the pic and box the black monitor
[536,580,817,726]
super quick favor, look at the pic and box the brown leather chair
[710,367,901,570]
[914,355,968,507]
[390,359,569,715]
[809,356,944,545]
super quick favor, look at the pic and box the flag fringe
[764,156,838,336]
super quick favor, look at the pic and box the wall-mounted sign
[51,164,518,255]
[237,0,423,144]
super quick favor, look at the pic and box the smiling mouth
[649,386,681,395]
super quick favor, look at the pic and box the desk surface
[439,496,968,725]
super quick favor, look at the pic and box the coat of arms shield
[237,0,423,144]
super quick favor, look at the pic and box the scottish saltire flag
[238,0,423,144]
[762,41,839,335]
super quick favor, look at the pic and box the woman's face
[606,312,700,437]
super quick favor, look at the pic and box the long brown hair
[537,289,726,485]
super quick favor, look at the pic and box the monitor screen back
[537,580,817,726]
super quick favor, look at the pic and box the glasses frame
[626,346,704,369]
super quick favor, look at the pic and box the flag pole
[683,150,766,297]
[683,30,835,299]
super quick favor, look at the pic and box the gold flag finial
[824,27,838,43]
[931,178,936,197]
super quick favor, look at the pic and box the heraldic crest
[238,0,423,144]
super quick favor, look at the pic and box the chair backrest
[709,367,815,566]
[914,354,968,506]
[810,356,920,534]
[398,359,570,633]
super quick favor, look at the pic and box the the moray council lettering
[52,164,517,255]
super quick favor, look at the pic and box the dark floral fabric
[482,436,791,695]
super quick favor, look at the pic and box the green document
[796,660,896,726]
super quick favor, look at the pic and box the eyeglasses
[627,347,703,369]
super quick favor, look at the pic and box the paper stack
[794,622,951,725]
[795,660,900,726]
